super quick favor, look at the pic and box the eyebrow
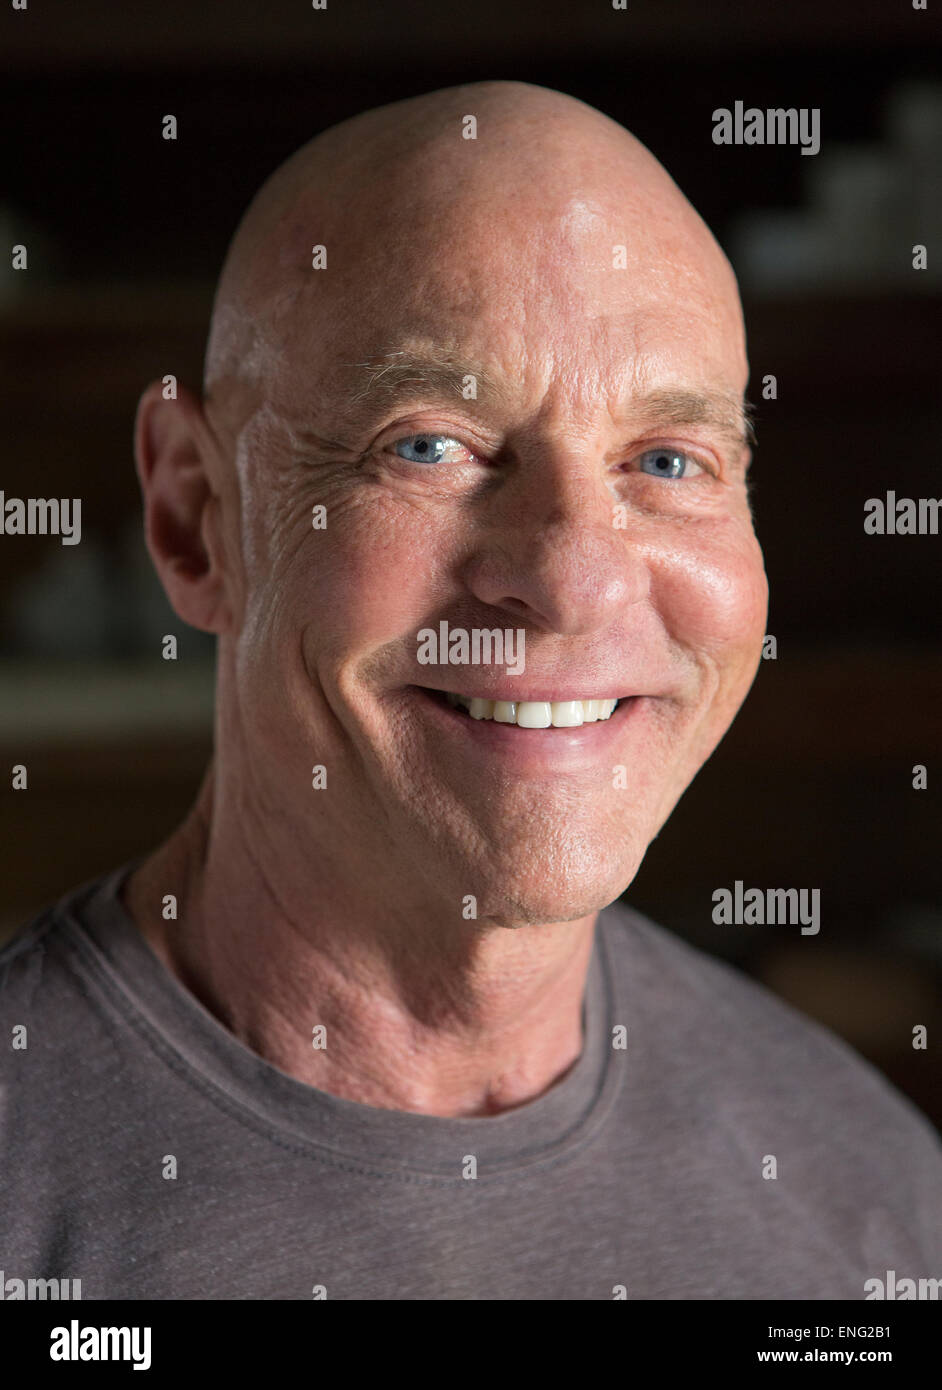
[634,388,757,451]
[344,350,502,407]
[343,350,756,451]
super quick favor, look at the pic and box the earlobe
[133,379,232,635]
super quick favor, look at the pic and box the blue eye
[393,434,460,464]
[638,448,702,479]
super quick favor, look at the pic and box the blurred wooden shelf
[0,659,215,742]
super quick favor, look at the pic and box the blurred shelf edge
[0,659,215,743]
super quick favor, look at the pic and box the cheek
[296,491,461,659]
[652,520,768,659]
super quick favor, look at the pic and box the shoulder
[599,899,942,1283]
[0,870,127,1033]
[0,903,65,1002]
[598,896,942,1163]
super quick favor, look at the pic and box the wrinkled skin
[126,81,767,1116]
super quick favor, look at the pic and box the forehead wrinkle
[322,346,755,452]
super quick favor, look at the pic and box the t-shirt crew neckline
[55,860,625,1180]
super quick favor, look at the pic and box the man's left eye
[391,434,466,464]
[638,448,705,479]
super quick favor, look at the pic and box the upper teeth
[445,694,619,727]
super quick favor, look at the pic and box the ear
[133,380,236,634]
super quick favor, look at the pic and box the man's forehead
[278,334,754,453]
[282,270,742,392]
[252,167,748,442]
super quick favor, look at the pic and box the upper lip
[416,683,633,703]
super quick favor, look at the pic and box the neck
[122,764,598,1118]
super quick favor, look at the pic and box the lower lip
[406,686,642,768]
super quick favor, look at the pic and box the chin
[464,836,648,930]
[475,884,628,930]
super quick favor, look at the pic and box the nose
[460,444,649,636]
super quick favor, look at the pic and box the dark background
[1,0,940,1127]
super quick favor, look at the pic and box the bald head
[137,78,765,933]
[203,81,745,424]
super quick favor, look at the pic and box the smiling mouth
[422,689,624,728]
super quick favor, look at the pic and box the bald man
[2,82,940,1302]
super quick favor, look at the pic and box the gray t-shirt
[1,861,939,1300]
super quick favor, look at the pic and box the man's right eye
[391,434,466,464]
